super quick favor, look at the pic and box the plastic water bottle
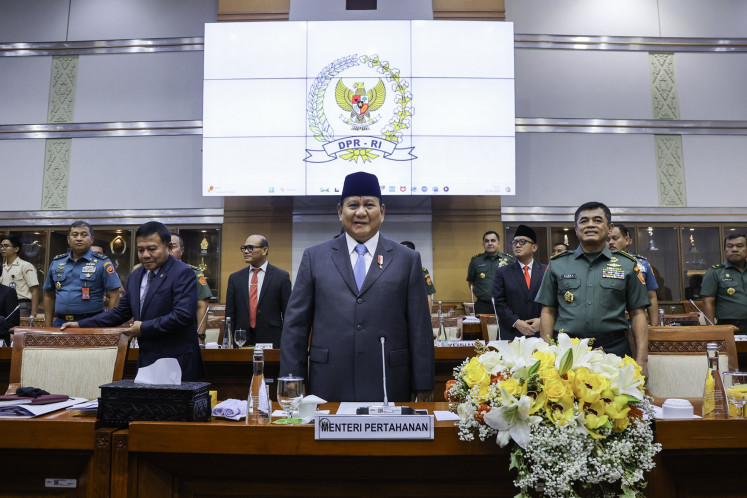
[702,343,729,419]
[247,348,270,424]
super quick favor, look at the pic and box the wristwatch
[197,333,206,340]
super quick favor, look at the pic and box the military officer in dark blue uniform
[43,221,122,327]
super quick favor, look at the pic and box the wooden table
[651,418,747,497]
[114,402,515,497]
[1,403,746,497]
[0,409,112,497]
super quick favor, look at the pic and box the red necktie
[523,265,531,289]
[249,268,260,328]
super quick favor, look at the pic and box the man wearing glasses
[491,225,546,339]
[225,235,291,348]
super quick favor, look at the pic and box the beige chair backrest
[647,325,738,399]
[478,314,498,342]
[206,318,226,345]
[462,302,475,316]
[8,328,130,400]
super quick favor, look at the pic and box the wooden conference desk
[0,404,745,497]
[0,409,113,497]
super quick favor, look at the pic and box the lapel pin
[378,254,383,268]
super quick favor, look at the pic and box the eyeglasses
[511,239,533,247]
[0,244,14,249]
[240,245,266,252]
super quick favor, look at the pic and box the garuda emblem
[335,80,386,131]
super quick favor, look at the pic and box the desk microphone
[491,297,502,341]
[356,336,414,415]
[689,299,715,326]
[4,305,20,321]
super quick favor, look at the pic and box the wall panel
[676,53,747,121]
[68,0,217,40]
[683,135,747,208]
[66,135,221,210]
[0,57,52,125]
[75,52,205,122]
[515,50,652,119]
[0,140,46,211]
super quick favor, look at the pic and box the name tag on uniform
[561,274,576,279]
[477,263,487,268]
[82,265,96,273]
[721,277,733,282]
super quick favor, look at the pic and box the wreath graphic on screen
[306,54,415,163]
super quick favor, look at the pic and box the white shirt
[247,260,269,299]
[345,232,380,277]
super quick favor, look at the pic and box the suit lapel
[331,236,359,295]
[529,261,544,294]
[258,265,273,306]
[133,266,146,320]
[359,237,393,295]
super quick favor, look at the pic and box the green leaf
[558,348,573,376]
[527,359,541,377]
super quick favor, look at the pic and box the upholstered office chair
[205,318,226,345]
[646,325,738,400]
[478,314,498,342]
[6,328,130,400]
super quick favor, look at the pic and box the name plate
[314,414,434,440]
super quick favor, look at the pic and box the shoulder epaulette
[422,266,427,272]
[189,264,200,271]
[471,253,482,260]
[550,250,570,260]
[53,252,68,260]
[712,263,724,269]
[92,252,110,260]
[616,250,638,263]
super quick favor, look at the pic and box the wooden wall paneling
[218,0,290,21]
[432,196,503,302]
[433,0,505,20]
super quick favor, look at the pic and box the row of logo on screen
[263,185,513,194]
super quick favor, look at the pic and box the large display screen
[203,20,515,196]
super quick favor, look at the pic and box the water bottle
[247,348,270,424]
[222,316,232,349]
[702,343,729,419]
[658,308,665,326]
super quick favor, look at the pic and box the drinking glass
[276,375,305,419]
[234,329,247,349]
[722,371,747,419]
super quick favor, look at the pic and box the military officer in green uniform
[536,202,650,373]
[43,221,122,327]
[170,233,213,343]
[467,231,514,314]
[701,233,747,334]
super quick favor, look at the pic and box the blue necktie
[353,244,367,291]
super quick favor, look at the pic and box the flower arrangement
[447,334,661,497]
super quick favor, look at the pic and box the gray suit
[279,234,434,402]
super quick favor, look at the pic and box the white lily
[496,336,543,376]
[478,350,505,375]
[483,388,542,449]
[591,351,624,380]
[610,363,644,400]
[553,333,595,371]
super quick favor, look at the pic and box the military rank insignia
[727,288,736,295]
[564,291,574,303]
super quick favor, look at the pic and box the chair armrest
[5,383,20,395]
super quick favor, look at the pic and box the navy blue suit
[79,255,205,381]
[491,260,547,339]
[279,234,434,402]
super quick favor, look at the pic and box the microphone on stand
[491,297,502,341]
[356,336,414,415]
[689,299,715,326]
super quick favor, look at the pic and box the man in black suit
[63,221,205,381]
[225,234,291,348]
[0,283,20,346]
[492,225,547,339]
